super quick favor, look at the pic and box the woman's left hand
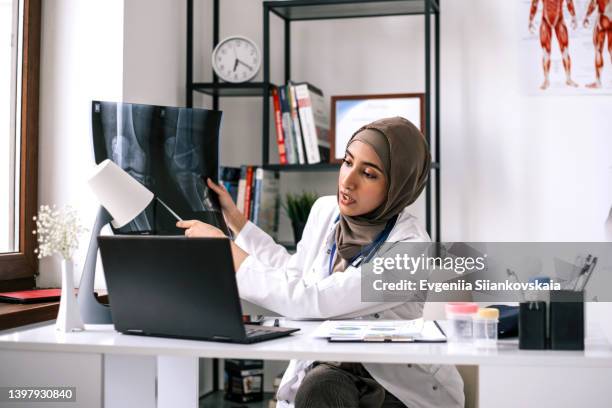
[176,220,226,238]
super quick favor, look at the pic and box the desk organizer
[519,301,547,350]
[549,290,584,351]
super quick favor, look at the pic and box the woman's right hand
[206,178,247,235]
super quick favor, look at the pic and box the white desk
[1,320,612,407]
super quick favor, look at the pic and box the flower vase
[56,259,85,332]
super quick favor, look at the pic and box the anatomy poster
[521,0,612,94]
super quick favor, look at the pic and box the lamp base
[78,207,113,324]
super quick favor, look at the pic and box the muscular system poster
[521,0,612,94]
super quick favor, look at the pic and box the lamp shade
[88,159,154,228]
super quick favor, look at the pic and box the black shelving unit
[191,82,273,97]
[186,0,441,241]
[262,163,341,172]
[187,0,441,399]
[199,391,275,408]
[261,0,441,240]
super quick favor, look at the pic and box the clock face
[212,36,261,83]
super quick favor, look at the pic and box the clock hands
[231,43,239,72]
[231,58,253,72]
[236,59,254,71]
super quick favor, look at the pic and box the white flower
[32,205,88,261]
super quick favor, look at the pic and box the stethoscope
[328,214,398,275]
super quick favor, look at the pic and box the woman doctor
[177,117,464,408]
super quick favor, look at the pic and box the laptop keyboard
[245,327,276,337]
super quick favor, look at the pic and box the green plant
[283,192,318,223]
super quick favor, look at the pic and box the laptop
[98,235,299,343]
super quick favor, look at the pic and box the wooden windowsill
[0,291,108,331]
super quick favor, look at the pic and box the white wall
[442,0,612,242]
[440,0,612,340]
[123,0,184,106]
[38,0,185,288]
[38,0,124,287]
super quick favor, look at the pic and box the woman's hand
[206,178,247,235]
[176,220,226,238]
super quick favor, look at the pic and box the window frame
[0,0,40,291]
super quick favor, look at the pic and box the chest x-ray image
[91,101,228,235]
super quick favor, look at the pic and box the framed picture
[330,93,425,163]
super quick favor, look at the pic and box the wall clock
[211,36,261,83]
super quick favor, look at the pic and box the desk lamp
[78,159,180,324]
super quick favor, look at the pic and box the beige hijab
[332,116,431,272]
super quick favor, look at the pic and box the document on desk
[312,318,446,343]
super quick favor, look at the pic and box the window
[1,0,20,255]
[0,0,40,291]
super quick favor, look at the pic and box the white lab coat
[235,196,465,408]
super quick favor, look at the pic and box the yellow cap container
[477,308,499,320]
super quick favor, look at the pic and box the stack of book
[220,166,280,240]
[272,81,331,165]
[224,359,264,403]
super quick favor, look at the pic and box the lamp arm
[77,206,113,324]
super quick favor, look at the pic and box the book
[249,167,257,222]
[0,288,96,304]
[294,82,331,163]
[287,83,306,164]
[236,166,248,214]
[0,289,61,304]
[224,359,264,403]
[278,86,297,164]
[252,169,263,225]
[219,166,241,204]
[254,168,280,239]
[271,87,288,165]
[244,166,254,220]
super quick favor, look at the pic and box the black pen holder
[549,290,584,351]
[519,301,547,350]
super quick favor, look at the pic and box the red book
[0,289,97,304]
[0,289,62,304]
[244,166,254,220]
[272,87,288,164]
